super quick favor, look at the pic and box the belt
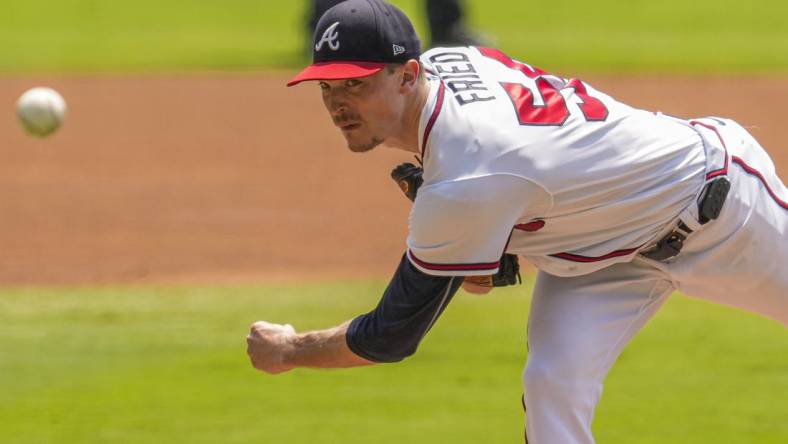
[639,176,731,261]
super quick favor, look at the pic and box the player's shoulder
[420,46,543,77]
[420,45,520,63]
[417,174,552,209]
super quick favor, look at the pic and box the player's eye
[344,79,362,88]
[319,82,330,90]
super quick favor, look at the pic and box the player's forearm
[283,321,375,369]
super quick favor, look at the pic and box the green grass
[0,0,787,73]
[0,282,785,443]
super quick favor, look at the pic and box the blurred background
[3,0,788,73]
[0,1,786,443]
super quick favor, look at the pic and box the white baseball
[16,87,67,137]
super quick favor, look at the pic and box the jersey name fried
[428,52,496,106]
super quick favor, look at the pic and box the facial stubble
[349,136,384,153]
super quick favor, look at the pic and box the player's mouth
[338,122,361,131]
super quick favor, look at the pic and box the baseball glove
[390,162,521,288]
[391,162,423,202]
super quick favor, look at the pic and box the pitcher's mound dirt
[0,74,785,285]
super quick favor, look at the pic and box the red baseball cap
[287,0,421,87]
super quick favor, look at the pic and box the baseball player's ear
[400,60,420,87]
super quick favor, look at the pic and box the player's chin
[346,135,383,153]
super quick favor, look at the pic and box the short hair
[385,61,426,80]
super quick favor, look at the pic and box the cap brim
[286,61,386,87]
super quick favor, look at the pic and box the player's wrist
[278,332,300,371]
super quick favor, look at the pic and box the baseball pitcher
[247,1,788,442]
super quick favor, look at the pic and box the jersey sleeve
[407,174,550,277]
[345,253,464,363]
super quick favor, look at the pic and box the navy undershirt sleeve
[346,253,464,363]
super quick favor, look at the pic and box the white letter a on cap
[315,22,341,51]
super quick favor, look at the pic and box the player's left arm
[247,174,551,374]
[246,319,374,374]
[246,254,464,374]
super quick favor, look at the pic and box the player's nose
[328,100,348,116]
[323,91,349,114]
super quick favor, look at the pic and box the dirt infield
[0,74,786,285]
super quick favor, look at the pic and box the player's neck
[383,77,430,154]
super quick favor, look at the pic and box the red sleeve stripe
[731,156,788,209]
[421,81,446,158]
[550,246,641,263]
[408,250,500,271]
[690,120,729,179]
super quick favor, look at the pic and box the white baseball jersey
[398,46,787,444]
[406,46,716,277]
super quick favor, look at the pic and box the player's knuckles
[246,333,265,348]
[249,326,273,340]
[250,321,269,332]
[250,320,290,336]
[246,335,261,353]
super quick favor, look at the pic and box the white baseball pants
[522,119,787,444]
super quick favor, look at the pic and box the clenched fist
[462,278,493,295]
[246,321,297,374]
